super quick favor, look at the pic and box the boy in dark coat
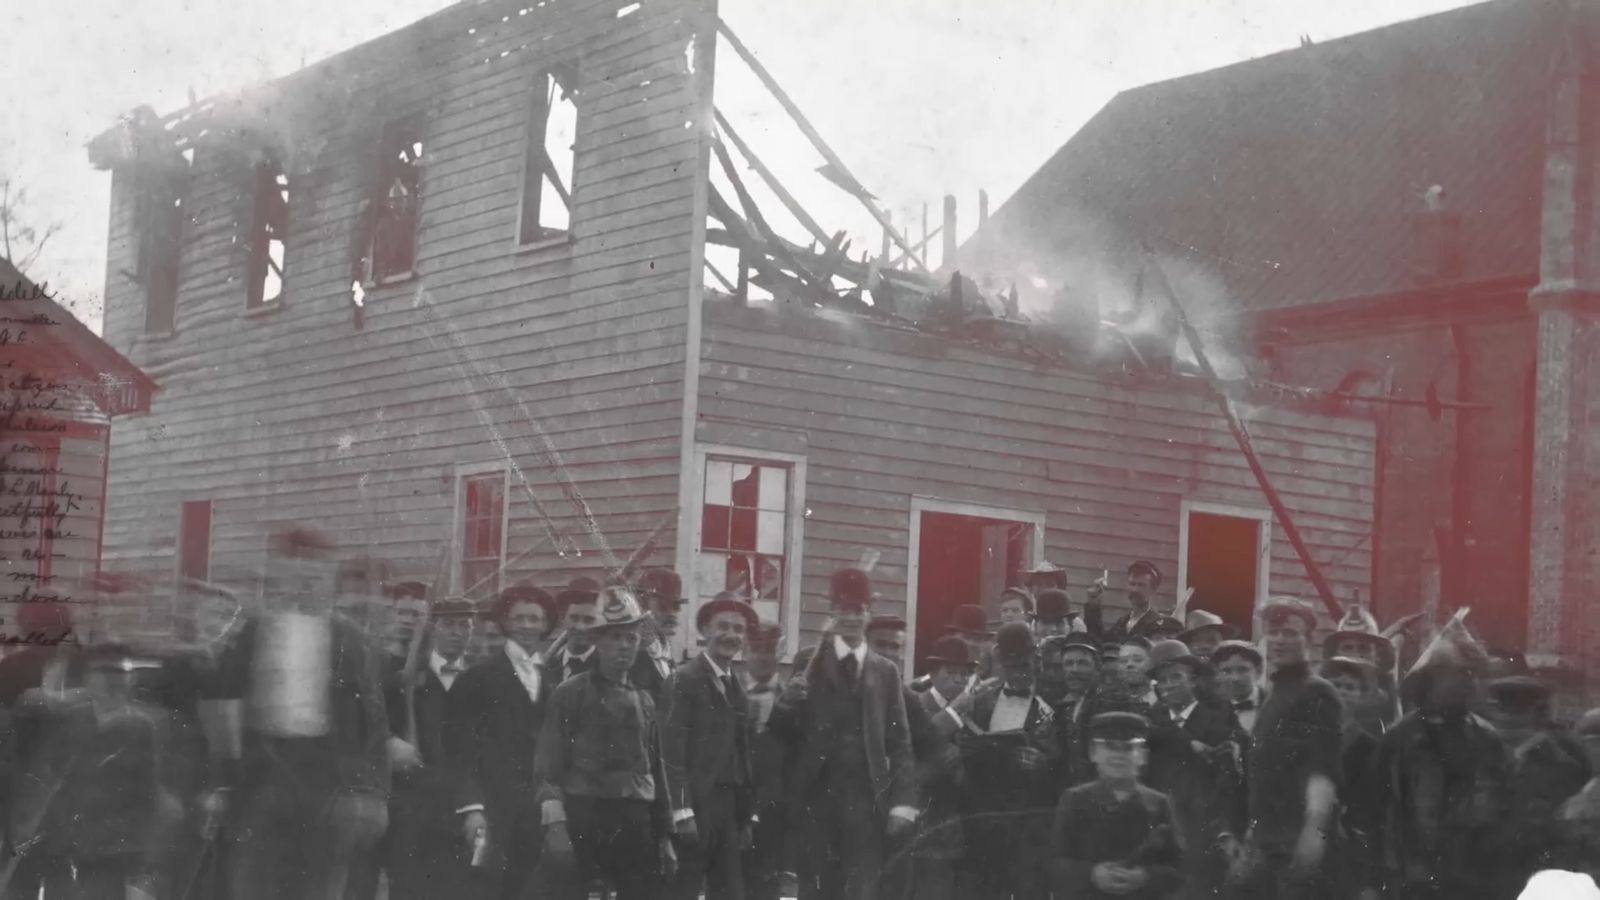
[534,586,677,900]
[1048,712,1182,899]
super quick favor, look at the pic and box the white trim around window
[450,461,512,598]
[686,444,808,661]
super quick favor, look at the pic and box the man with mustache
[663,591,759,900]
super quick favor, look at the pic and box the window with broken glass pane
[517,68,578,244]
[368,117,424,282]
[700,458,789,626]
[246,158,289,309]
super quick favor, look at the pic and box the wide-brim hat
[925,634,976,668]
[1147,638,1203,675]
[1211,639,1263,669]
[697,593,759,633]
[1320,655,1381,686]
[589,586,648,631]
[1322,630,1395,668]
[1179,609,1239,643]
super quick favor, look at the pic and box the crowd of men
[1,529,1599,900]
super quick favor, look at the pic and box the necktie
[1234,699,1256,711]
[840,653,858,685]
[722,674,738,698]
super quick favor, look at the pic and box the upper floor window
[518,68,579,245]
[366,116,425,283]
[246,158,289,310]
[137,169,187,334]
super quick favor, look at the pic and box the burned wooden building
[88,0,1378,669]
[964,0,1600,698]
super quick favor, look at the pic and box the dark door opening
[913,511,1031,676]
[1183,511,1262,636]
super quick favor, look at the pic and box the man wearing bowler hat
[767,568,915,900]
[1048,712,1182,900]
[1145,639,1245,898]
[905,636,977,900]
[535,586,677,900]
[1034,588,1086,640]
[633,568,688,703]
[959,622,1059,900]
[663,592,759,900]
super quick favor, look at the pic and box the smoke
[968,205,1254,380]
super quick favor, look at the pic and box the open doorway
[1178,502,1271,637]
[906,499,1044,677]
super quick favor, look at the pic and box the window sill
[243,299,283,319]
[513,232,575,256]
[366,270,417,290]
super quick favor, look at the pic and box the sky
[4,0,1478,332]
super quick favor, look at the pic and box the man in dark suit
[632,568,687,704]
[959,622,1059,900]
[908,637,979,900]
[381,598,486,900]
[663,593,759,900]
[546,580,600,686]
[1084,561,1182,645]
[217,527,391,900]
[767,568,916,900]
[740,622,790,900]
[1145,639,1246,898]
[449,583,562,900]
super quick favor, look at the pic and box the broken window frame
[245,156,290,311]
[692,446,807,658]
[365,114,426,285]
[136,164,188,335]
[515,63,581,247]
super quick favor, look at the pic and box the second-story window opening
[518,68,579,244]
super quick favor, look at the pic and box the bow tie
[440,663,462,676]
[1233,699,1255,711]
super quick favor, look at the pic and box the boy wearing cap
[1230,597,1341,899]
[958,621,1059,900]
[1048,712,1182,899]
[767,568,915,900]
[662,593,758,900]
[534,586,677,900]
[451,583,562,900]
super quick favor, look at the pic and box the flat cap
[1089,711,1151,742]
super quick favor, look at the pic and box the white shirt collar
[505,641,543,668]
[702,652,730,680]
[833,634,867,664]
[1175,700,1198,724]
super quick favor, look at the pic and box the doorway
[1178,502,1271,637]
[906,498,1044,677]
